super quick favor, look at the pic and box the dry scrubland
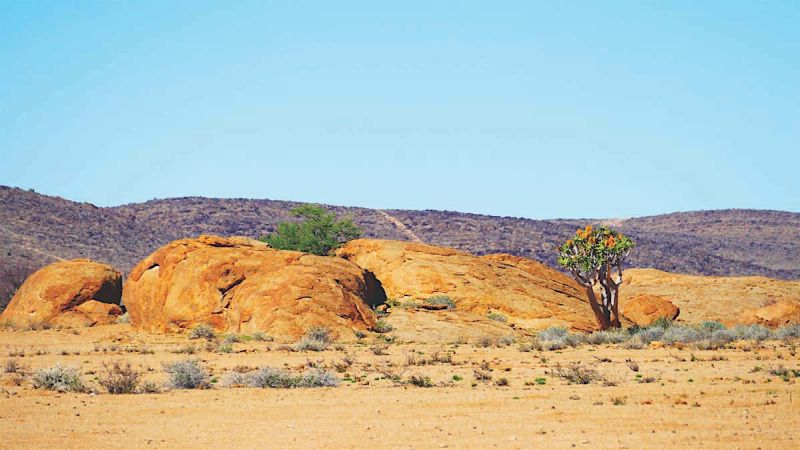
[1,323,799,449]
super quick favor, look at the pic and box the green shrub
[426,295,456,309]
[487,312,507,322]
[373,319,393,333]
[260,204,362,256]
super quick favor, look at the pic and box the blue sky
[1,1,798,219]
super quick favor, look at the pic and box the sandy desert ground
[1,325,799,449]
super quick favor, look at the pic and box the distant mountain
[2,185,798,296]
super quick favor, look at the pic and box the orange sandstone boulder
[123,235,382,339]
[336,239,597,331]
[621,294,680,326]
[623,268,800,325]
[0,259,122,328]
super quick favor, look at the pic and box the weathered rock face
[336,239,597,331]
[123,235,381,339]
[621,294,680,326]
[623,268,800,326]
[0,259,122,328]
[740,300,800,327]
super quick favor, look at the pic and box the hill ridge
[2,185,799,284]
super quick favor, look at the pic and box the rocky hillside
[2,185,799,293]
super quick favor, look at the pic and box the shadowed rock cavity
[363,270,387,308]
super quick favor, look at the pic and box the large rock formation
[0,259,122,328]
[123,235,382,339]
[740,300,800,327]
[621,294,680,327]
[623,268,800,325]
[336,239,597,331]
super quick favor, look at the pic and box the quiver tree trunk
[557,225,634,331]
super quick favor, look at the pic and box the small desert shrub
[32,364,85,392]
[649,317,673,329]
[294,327,333,351]
[661,325,701,344]
[497,335,516,347]
[623,335,646,349]
[699,321,726,332]
[426,295,456,309]
[172,344,196,355]
[354,330,367,339]
[188,324,216,340]
[494,377,509,386]
[251,331,273,342]
[487,312,507,322]
[408,374,433,387]
[224,367,338,388]
[4,359,23,373]
[538,327,569,341]
[546,362,604,385]
[217,343,233,353]
[370,345,389,355]
[732,324,772,341]
[634,326,666,344]
[475,336,495,348]
[294,338,329,352]
[473,369,492,382]
[98,361,142,394]
[768,365,800,379]
[373,319,393,333]
[536,327,583,350]
[138,381,161,394]
[223,333,245,344]
[298,369,340,387]
[586,329,629,345]
[776,324,800,340]
[333,355,354,372]
[163,359,210,389]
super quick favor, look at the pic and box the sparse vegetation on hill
[2,186,799,280]
[259,204,362,256]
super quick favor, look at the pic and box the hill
[2,185,799,303]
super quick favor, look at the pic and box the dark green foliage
[260,204,362,256]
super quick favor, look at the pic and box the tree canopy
[557,225,634,329]
[260,204,362,256]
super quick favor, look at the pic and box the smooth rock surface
[0,259,122,328]
[123,235,381,339]
[336,239,597,331]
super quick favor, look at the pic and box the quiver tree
[557,225,634,330]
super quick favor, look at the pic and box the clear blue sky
[1,1,798,219]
